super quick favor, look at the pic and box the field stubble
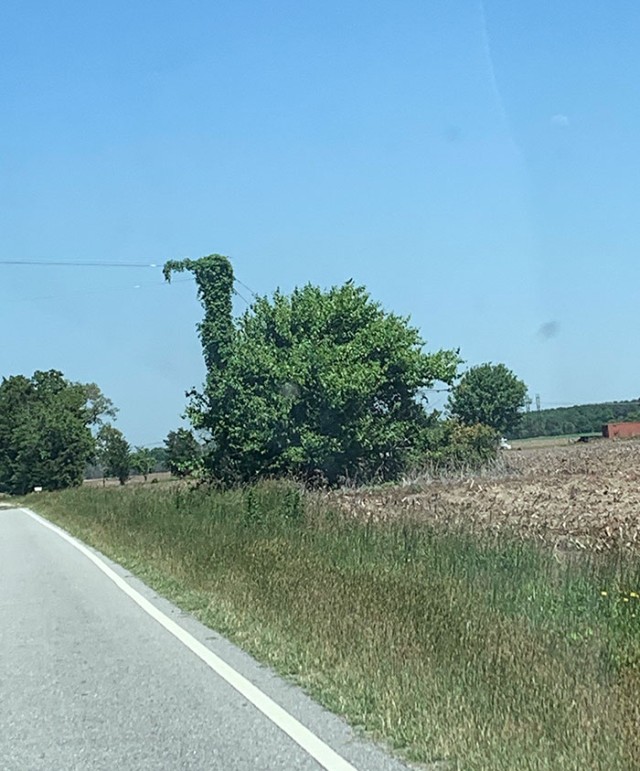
[326,439,640,553]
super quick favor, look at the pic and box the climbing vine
[163,254,235,373]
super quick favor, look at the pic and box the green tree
[448,363,528,436]
[425,420,499,468]
[164,428,202,477]
[148,446,168,471]
[0,370,113,495]
[97,425,131,485]
[131,447,155,481]
[82,382,118,425]
[165,254,460,484]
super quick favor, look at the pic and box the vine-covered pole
[163,254,235,373]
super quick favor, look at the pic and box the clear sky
[2,0,639,445]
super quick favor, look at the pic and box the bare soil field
[327,439,640,553]
[509,434,599,449]
[84,471,173,487]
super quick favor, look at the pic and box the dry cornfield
[325,439,640,553]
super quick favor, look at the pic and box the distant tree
[97,425,131,485]
[164,428,202,478]
[164,254,461,484]
[448,363,528,436]
[130,447,155,481]
[0,370,112,495]
[148,446,168,472]
[509,399,640,439]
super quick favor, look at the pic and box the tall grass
[27,483,640,769]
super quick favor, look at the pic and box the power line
[234,277,259,298]
[0,259,160,268]
[2,276,195,305]
[1,259,263,311]
[233,288,251,306]
[2,259,260,294]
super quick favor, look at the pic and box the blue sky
[2,0,639,445]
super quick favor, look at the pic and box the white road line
[20,507,359,771]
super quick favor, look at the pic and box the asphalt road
[0,507,412,771]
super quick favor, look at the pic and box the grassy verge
[24,483,640,770]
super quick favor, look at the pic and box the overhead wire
[0,259,160,268]
[1,276,196,305]
[0,258,259,306]
[0,258,257,286]
[234,277,259,298]
[233,288,252,306]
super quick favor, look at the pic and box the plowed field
[327,439,640,553]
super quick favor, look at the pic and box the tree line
[509,400,640,439]
[0,253,531,493]
[0,370,203,494]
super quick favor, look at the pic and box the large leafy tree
[448,363,528,436]
[97,425,131,485]
[165,254,460,484]
[0,370,115,494]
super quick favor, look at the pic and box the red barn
[602,422,640,439]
